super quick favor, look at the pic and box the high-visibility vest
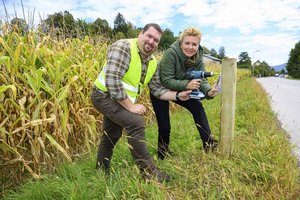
[94,38,157,103]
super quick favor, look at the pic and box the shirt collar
[137,47,153,62]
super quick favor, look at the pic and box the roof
[253,60,261,66]
[203,54,222,63]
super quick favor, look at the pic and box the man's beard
[143,42,155,54]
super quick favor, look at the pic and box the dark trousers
[91,88,157,172]
[150,93,213,157]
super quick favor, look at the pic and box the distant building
[253,60,261,66]
[252,60,261,75]
[203,54,222,66]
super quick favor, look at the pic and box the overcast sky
[1,0,300,66]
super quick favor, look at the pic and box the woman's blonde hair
[178,27,202,43]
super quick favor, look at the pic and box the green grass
[2,77,300,199]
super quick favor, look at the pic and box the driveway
[256,77,300,165]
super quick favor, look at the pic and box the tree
[10,18,29,35]
[202,46,210,54]
[126,22,139,38]
[237,52,251,69]
[75,19,90,36]
[271,68,276,76]
[113,13,128,37]
[92,18,112,37]
[42,11,75,37]
[218,46,225,59]
[113,32,126,41]
[159,28,176,50]
[209,48,218,57]
[61,11,75,35]
[254,61,272,77]
[286,41,300,78]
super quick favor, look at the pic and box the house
[203,54,222,66]
[253,60,261,66]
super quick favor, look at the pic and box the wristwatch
[176,91,180,101]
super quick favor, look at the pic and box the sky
[1,0,300,66]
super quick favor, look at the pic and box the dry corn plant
[0,31,108,187]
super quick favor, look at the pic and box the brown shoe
[142,168,171,183]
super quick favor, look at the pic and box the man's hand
[118,98,146,115]
[128,104,147,115]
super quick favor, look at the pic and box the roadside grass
[2,77,300,199]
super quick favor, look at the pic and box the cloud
[3,0,299,33]
[251,33,299,65]
[1,0,299,65]
[203,31,298,65]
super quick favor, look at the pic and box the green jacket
[160,40,212,97]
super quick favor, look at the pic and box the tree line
[237,51,276,77]
[2,10,300,78]
[2,11,226,58]
[237,46,300,78]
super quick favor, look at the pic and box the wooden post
[220,58,237,156]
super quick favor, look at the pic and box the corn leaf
[45,133,72,162]
[0,85,17,99]
[0,56,11,73]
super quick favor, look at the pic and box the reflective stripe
[97,73,139,93]
[122,81,139,93]
[128,96,136,103]
[94,39,157,104]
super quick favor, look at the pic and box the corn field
[0,31,114,188]
[0,30,234,191]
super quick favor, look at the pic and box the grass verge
[2,77,300,199]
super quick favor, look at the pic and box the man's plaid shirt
[104,39,169,101]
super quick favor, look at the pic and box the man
[91,23,191,183]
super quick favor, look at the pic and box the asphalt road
[256,77,300,164]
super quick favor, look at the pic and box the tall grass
[2,77,299,199]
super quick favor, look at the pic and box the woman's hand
[187,79,202,90]
[207,87,219,97]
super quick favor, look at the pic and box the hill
[271,63,287,72]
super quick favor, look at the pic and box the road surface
[256,77,300,165]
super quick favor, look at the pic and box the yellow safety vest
[94,38,157,103]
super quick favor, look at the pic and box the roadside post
[220,58,237,156]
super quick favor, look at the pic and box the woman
[150,27,218,160]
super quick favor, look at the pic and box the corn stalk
[0,32,107,183]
